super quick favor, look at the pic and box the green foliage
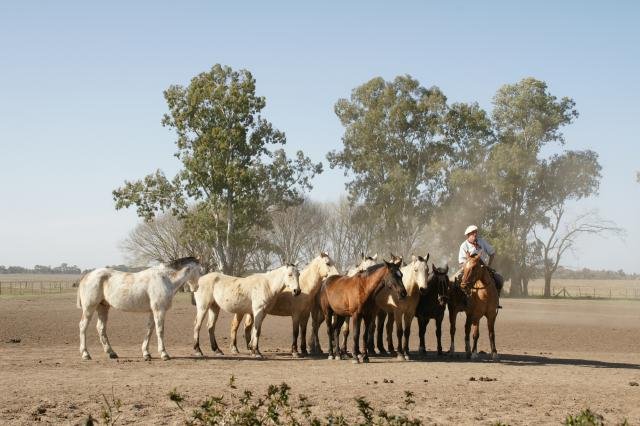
[100,388,122,426]
[565,408,605,426]
[113,64,321,274]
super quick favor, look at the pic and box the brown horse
[318,261,406,363]
[459,253,500,361]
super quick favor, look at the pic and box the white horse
[309,253,378,354]
[192,264,301,359]
[76,257,202,361]
[374,254,429,360]
[229,253,339,357]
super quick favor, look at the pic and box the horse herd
[76,252,500,364]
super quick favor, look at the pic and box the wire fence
[507,285,640,300]
[0,281,78,295]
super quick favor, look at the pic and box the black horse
[415,264,450,356]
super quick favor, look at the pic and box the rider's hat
[464,225,478,236]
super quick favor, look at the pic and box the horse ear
[432,263,437,272]
[372,253,378,261]
[360,252,365,260]
[426,253,430,263]
[444,264,449,274]
[411,254,417,263]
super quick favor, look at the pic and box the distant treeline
[532,266,639,280]
[0,263,145,275]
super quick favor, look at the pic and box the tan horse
[374,254,429,360]
[460,253,499,361]
[228,253,339,357]
[192,264,300,359]
[318,261,407,363]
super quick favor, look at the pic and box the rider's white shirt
[458,238,495,265]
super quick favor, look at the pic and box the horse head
[430,263,450,307]
[411,253,430,293]
[318,252,340,278]
[461,253,482,292]
[382,259,407,299]
[352,253,378,274]
[166,257,202,292]
[284,263,301,296]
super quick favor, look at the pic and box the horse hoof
[143,354,151,361]
[404,354,411,361]
[352,358,360,364]
[193,351,204,358]
[161,354,171,361]
[300,350,309,357]
[491,353,500,362]
[362,356,370,363]
[396,354,405,361]
[82,353,92,361]
[377,349,388,356]
[327,355,334,360]
[231,347,239,354]
[108,352,119,359]
[214,350,224,356]
[470,352,478,360]
[254,353,264,359]
[291,352,301,358]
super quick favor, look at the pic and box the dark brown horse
[318,261,406,363]
[415,264,449,356]
[459,253,499,360]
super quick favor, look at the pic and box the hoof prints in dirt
[469,376,497,382]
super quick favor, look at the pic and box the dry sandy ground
[1,293,639,425]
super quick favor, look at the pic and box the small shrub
[565,408,604,426]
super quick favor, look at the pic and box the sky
[0,1,638,272]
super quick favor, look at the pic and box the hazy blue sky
[1,1,638,271]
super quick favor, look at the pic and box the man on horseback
[455,225,504,307]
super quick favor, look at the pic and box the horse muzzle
[293,288,301,296]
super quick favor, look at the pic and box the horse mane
[166,256,199,270]
[361,263,386,277]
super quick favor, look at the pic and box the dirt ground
[1,292,639,425]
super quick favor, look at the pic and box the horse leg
[362,314,372,363]
[192,305,207,357]
[366,316,376,354]
[448,309,457,355]
[375,311,387,355]
[394,311,404,361]
[464,315,472,359]
[386,313,396,355]
[471,319,480,360]
[96,304,117,359]
[249,309,266,359]
[299,311,310,356]
[340,318,350,356]
[488,313,499,361]
[229,313,243,354]
[417,316,427,356]
[142,312,154,360]
[402,311,412,360]
[309,305,323,355]
[207,306,223,356]
[79,305,95,360]
[244,314,253,350]
[152,308,170,361]
[325,309,335,359]
[435,313,443,356]
[333,316,347,359]
[291,313,301,358]
[352,314,362,364]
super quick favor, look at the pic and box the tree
[534,210,624,296]
[328,75,450,255]
[113,65,322,275]
[120,212,217,272]
[486,78,579,296]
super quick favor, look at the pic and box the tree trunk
[543,273,552,297]
[522,276,529,297]
[510,269,522,297]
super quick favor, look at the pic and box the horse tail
[76,289,82,309]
